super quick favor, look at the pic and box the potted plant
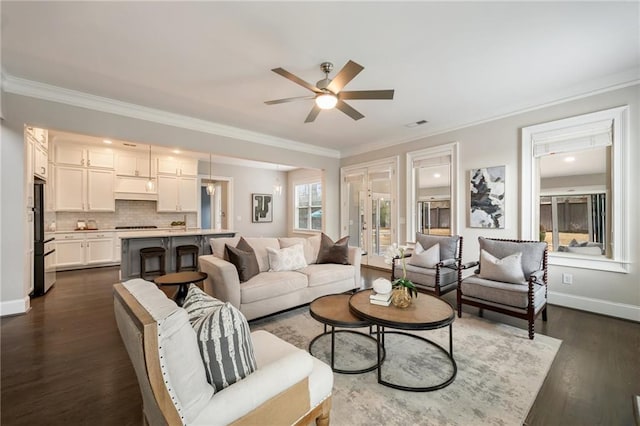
[384,243,418,308]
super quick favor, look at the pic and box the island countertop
[118,228,236,239]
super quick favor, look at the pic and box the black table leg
[174,284,189,306]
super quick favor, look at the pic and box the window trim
[293,180,322,232]
[406,142,459,242]
[521,106,629,273]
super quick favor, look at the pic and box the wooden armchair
[457,237,548,339]
[392,234,462,297]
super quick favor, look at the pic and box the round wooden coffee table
[309,293,385,374]
[154,271,207,306]
[349,289,457,392]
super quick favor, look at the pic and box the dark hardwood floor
[2,266,638,425]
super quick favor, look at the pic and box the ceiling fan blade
[339,90,395,100]
[265,95,315,105]
[271,68,321,93]
[304,104,321,123]
[335,100,364,121]
[327,60,364,93]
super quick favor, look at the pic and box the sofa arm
[348,246,362,289]
[191,349,313,425]
[198,255,241,308]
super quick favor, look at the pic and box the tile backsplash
[54,200,197,231]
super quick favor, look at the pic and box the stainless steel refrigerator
[33,178,56,296]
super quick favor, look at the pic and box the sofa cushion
[184,287,258,393]
[316,233,350,265]
[415,233,459,261]
[244,238,281,272]
[478,237,546,278]
[267,244,307,272]
[298,264,356,287]
[122,279,214,424]
[278,236,320,265]
[211,236,240,260]
[407,242,440,268]
[478,249,526,284]
[461,275,546,309]
[398,263,458,288]
[240,271,309,304]
[226,238,260,282]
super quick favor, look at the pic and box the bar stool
[176,244,200,272]
[140,247,166,280]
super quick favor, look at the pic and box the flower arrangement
[384,243,418,299]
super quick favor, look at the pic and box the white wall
[341,85,640,321]
[0,93,341,315]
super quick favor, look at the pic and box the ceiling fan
[265,60,394,123]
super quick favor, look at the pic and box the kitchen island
[119,228,235,280]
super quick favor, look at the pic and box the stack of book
[370,291,392,306]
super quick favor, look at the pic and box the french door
[341,157,398,269]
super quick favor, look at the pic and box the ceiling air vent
[123,143,137,147]
[405,120,428,128]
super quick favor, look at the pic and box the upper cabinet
[116,152,152,178]
[55,143,114,169]
[157,156,197,177]
[26,127,49,181]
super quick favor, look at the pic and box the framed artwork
[470,165,505,228]
[252,193,273,223]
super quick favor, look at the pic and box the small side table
[154,271,208,306]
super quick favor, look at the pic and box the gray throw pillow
[316,233,350,265]
[225,237,259,282]
[183,286,257,392]
[415,233,459,261]
[478,249,526,284]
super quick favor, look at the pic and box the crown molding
[1,73,341,159]
[340,79,640,158]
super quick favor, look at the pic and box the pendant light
[145,144,155,192]
[206,153,215,195]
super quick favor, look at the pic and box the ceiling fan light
[315,93,338,110]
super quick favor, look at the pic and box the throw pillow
[225,237,260,282]
[267,244,307,272]
[189,299,257,392]
[316,233,350,265]
[478,249,526,284]
[407,242,440,268]
[182,284,225,320]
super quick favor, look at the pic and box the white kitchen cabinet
[87,169,115,211]
[25,136,34,208]
[157,175,197,212]
[55,232,116,269]
[34,144,48,180]
[157,156,197,177]
[55,166,115,212]
[55,144,114,169]
[116,153,151,177]
[56,236,85,268]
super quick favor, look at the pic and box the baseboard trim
[548,291,640,322]
[0,296,30,317]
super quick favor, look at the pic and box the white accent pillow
[407,242,440,268]
[479,249,526,284]
[266,244,308,272]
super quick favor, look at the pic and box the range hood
[114,176,157,201]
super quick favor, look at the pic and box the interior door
[342,159,397,268]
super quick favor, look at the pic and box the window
[521,106,629,272]
[295,182,322,231]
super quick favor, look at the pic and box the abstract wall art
[470,166,505,228]
[252,193,273,223]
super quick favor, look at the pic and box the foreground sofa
[114,278,333,425]
[199,236,361,320]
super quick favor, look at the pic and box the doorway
[200,179,232,230]
[341,157,398,269]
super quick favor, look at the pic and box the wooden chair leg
[478,308,484,318]
[528,320,535,339]
[542,306,548,321]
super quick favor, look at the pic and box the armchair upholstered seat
[392,234,462,296]
[458,237,548,339]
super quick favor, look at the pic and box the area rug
[251,306,561,426]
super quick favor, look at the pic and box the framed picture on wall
[252,193,273,223]
[469,165,505,228]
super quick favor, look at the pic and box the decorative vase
[391,286,412,308]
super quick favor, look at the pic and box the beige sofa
[199,236,361,320]
[114,278,333,425]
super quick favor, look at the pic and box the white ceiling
[2,2,639,158]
